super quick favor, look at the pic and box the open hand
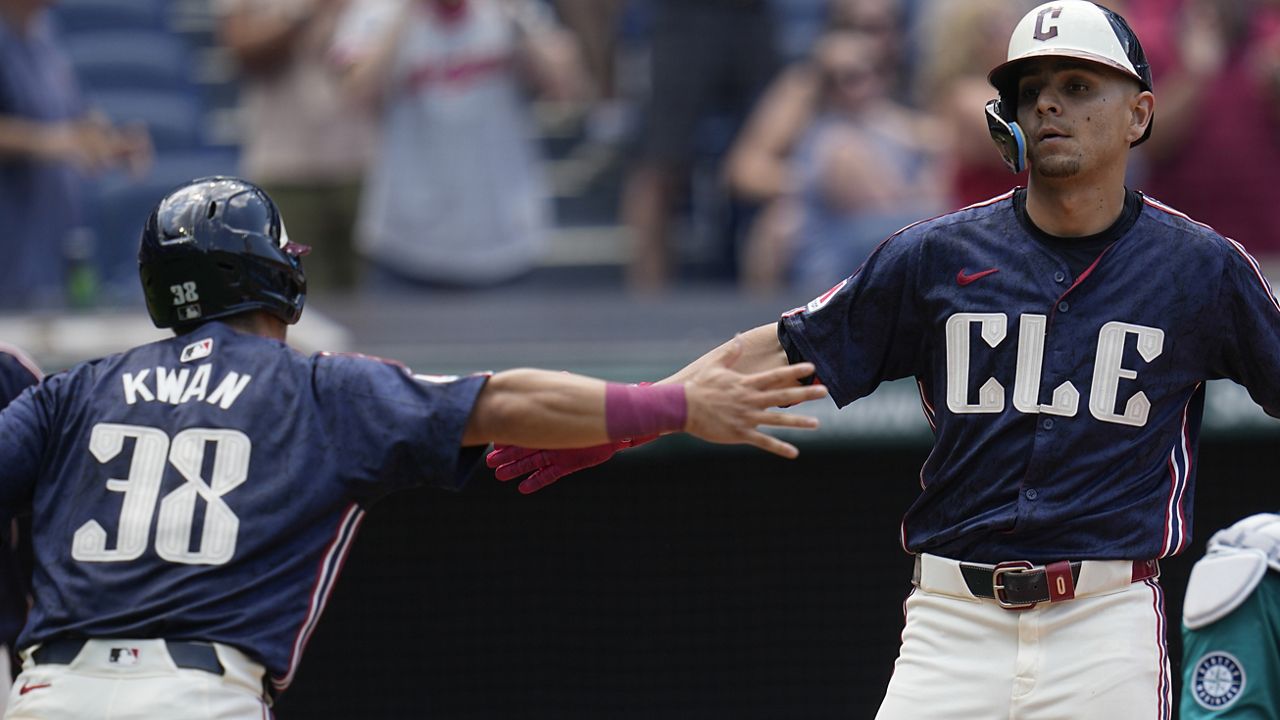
[681,338,827,458]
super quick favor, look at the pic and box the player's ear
[1127,90,1154,145]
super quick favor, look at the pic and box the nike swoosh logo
[20,682,52,695]
[956,268,1000,286]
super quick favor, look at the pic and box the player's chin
[1030,154,1082,179]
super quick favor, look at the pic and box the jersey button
[1042,418,1054,430]
[1054,271,1066,283]
[1025,488,1039,500]
[1057,301,1069,312]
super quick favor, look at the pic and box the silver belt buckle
[991,560,1038,610]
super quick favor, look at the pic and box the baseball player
[0,177,826,719]
[0,347,41,718]
[1181,513,1280,718]
[490,2,1280,717]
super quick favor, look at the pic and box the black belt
[32,639,225,676]
[959,559,1159,609]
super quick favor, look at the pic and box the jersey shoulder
[1137,194,1275,283]
[0,344,41,407]
[1138,194,1238,249]
[0,344,41,382]
[895,189,1019,244]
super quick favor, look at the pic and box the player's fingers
[746,362,817,389]
[741,429,800,459]
[492,451,551,482]
[519,467,565,494]
[748,410,820,429]
[757,384,828,408]
[486,444,539,468]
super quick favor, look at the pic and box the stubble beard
[1031,151,1082,179]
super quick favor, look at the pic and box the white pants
[1,645,10,718]
[876,555,1171,720]
[3,639,272,720]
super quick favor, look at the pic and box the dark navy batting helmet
[139,177,309,329]
[985,0,1153,172]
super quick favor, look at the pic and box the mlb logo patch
[177,304,203,321]
[109,647,140,666]
[806,278,847,314]
[180,338,214,363]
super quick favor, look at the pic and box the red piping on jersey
[1225,237,1280,314]
[319,351,409,372]
[915,379,936,434]
[274,504,366,693]
[786,189,1020,318]
[1143,196,1280,314]
[0,342,43,380]
[1048,242,1114,325]
[1159,387,1197,558]
[960,187,1019,211]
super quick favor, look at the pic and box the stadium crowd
[5,2,1280,717]
[2,0,1279,311]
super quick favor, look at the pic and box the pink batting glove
[486,435,658,494]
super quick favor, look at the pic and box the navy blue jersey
[0,346,42,647]
[780,189,1280,564]
[0,322,487,693]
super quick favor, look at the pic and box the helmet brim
[988,49,1149,97]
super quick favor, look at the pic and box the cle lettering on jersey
[121,365,252,409]
[946,312,1163,427]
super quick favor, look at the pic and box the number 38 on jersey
[946,313,1164,427]
[72,423,249,566]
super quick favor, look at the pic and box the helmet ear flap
[985,99,1027,174]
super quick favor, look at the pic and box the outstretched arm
[665,324,791,383]
[463,338,822,452]
[484,325,819,492]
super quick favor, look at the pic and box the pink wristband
[605,383,687,440]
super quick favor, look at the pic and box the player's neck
[1023,180,1127,239]
[205,312,288,342]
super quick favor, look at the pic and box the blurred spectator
[828,0,905,96]
[554,0,626,141]
[914,0,1030,208]
[725,26,947,294]
[218,0,376,294]
[1128,0,1280,259]
[622,0,778,292]
[334,0,584,289]
[0,0,150,309]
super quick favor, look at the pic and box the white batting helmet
[984,1,1154,172]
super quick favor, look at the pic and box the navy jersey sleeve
[0,375,56,516]
[779,231,924,407]
[313,354,489,504]
[0,349,41,406]
[1208,242,1280,417]
[0,350,41,516]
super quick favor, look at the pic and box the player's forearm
[464,369,669,448]
[664,324,788,385]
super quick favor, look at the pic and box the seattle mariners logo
[1192,652,1245,710]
